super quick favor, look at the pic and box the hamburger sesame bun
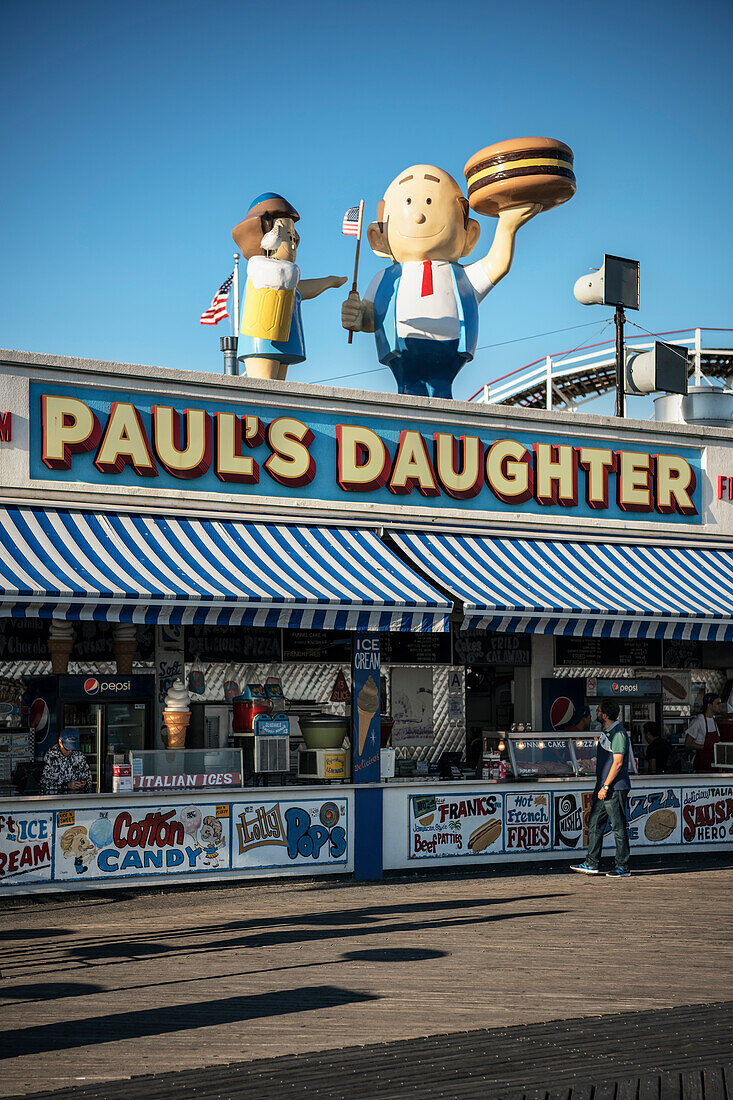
[464,137,575,217]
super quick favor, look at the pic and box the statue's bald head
[367,165,480,262]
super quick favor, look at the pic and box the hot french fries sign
[32,384,701,523]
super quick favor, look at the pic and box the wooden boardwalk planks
[1,858,732,1098]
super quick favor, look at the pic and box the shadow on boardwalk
[8,1001,733,1100]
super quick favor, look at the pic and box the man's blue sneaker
[570,862,600,875]
[606,868,632,878]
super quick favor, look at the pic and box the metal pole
[546,356,553,410]
[220,335,238,375]
[694,327,702,386]
[233,254,240,339]
[615,306,626,417]
[347,199,365,346]
[220,259,240,376]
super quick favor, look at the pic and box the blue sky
[2,0,731,411]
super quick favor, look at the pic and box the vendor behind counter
[39,728,93,795]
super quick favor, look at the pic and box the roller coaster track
[469,327,733,410]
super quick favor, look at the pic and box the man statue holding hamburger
[341,139,575,399]
[341,164,540,399]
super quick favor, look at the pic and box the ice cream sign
[30,383,702,523]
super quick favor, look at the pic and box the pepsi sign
[59,675,152,700]
[550,696,575,730]
[594,678,661,698]
[83,678,131,695]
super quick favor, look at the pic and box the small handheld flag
[342,206,360,236]
[344,200,365,344]
[200,272,234,325]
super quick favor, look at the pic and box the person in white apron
[685,692,722,772]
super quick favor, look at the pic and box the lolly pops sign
[233,798,348,869]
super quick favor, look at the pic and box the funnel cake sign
[30,383,701,524]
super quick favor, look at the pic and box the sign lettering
[30,385,701,523]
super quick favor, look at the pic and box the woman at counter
[685,693,722,773]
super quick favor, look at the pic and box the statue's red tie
[421,259,433,297]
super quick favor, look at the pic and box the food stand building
[1,348,732,893]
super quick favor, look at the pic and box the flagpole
[347,199,365,345]
[220,261,240,376]
[233,254,240,338]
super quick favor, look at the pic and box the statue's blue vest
[371,262,480,365]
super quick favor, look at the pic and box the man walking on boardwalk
[571,700,632,878]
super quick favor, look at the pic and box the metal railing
[469,327,733,409]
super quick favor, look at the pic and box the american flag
[200,272,233,325]
[342,206,361,236]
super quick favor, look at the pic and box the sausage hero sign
[29,383,702,524]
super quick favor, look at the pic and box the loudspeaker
[573,268,605,306]
[574,255,640,310]
[625,342,688,395]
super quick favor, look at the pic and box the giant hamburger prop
[464,137,575,216]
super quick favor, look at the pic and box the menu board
[282,631,351,663]
[0,620,154,662]
[554,636,662,668]
[452,630,531,667]
[662,640,703,669]
[380,632,452,665]
[186,626,281,663]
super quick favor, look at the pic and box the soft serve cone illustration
[356,675,379,755]
[163,679,191,749]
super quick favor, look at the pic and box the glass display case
[126,748,243,791]
[504,734,638,780]
[571,737,598,777]
[506,734,576,778]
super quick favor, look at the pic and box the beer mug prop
[241,256,299,342]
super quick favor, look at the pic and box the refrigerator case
[58,676,153,792]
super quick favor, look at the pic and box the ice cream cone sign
[351,634,381,783]
[232,193,347,383]
[356,676,379,755]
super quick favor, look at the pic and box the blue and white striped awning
[392,531,733,641]
[0,508,450,632]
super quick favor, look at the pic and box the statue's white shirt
[365,260,492,342]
